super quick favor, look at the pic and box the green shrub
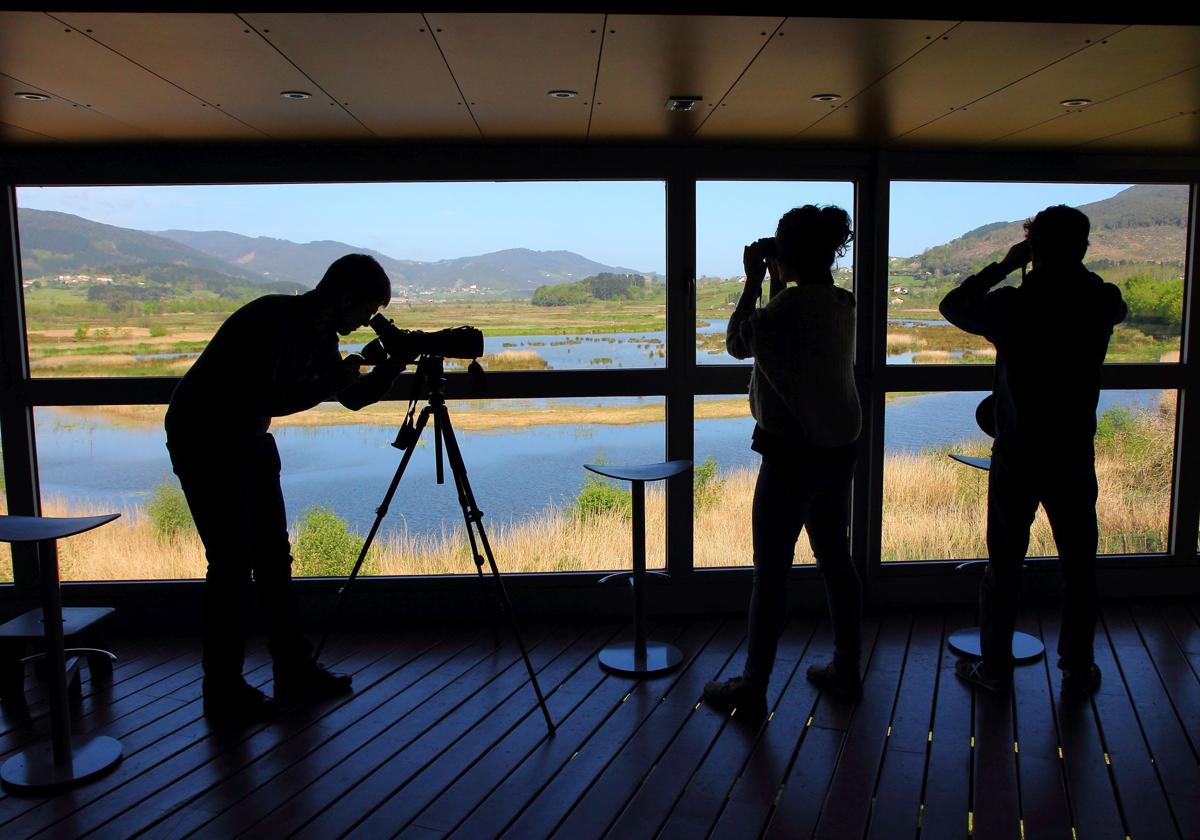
[148,324,169,338]
[146,482,195,541]
[693,456,724,513]
[73,325,88,341]
[292,505,369,577]
[570,478,631,522]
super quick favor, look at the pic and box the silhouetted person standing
[166,254,406,723]
[703,205,863,718]
[941,206,1126,696]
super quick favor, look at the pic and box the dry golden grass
[886,332,925,354]
[26,396,1176,580]
[43,398,750,434]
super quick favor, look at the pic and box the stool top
[948,454,991,471]
[0,513,120,543]
[584,459,693,482]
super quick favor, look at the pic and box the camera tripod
[314,355,555,735]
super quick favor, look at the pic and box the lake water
[35,388,1164,540]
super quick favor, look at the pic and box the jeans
[743,456,860,690]
[981,455,1099,670]
[168,433,309,682]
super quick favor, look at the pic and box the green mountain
[153,229,654,293]
[152,229,421,288]
[18,208,262,282]
[903,185,1189,277]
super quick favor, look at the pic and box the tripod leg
[314,407,433,662]
[445,441,502,647]
[434,405,556,735]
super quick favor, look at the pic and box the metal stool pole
[0,514,124,794]
[946,455,1045,664]
[590,461,689,678]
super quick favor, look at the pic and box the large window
[1,164,1194,592]
[16,181,667,580]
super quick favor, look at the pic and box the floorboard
[0,602,1193,840]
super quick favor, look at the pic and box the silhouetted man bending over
[166,254,406,723]
[940,206,1126,697]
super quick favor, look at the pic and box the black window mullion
[665,175,696,577]
[1171,184,1200,562]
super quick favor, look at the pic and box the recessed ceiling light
[14,92,50,101]
[811,93,842,102]
[280,90,312,100]
[665,95,703,112]
[1060,98,1092,108]
[548,90,578,99]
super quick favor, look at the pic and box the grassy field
[22,278,1183,375]
[5,393,1173,583]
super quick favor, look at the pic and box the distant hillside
[154,230,651,293]
[903,185,1189,277]
[153,229,421,288]
[18,209,261,282]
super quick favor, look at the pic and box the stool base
[948,627,1045,664]
[599,641,683,677]
[1,734,122,794]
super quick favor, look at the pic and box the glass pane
[16,182,666,377]
[888,182,1188,365]
[881,389,1175,562]
[696,181,855,366]
[692,396,817,569]
[35,397,664,581]
[0,447,11,584]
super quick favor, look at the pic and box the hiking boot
[203,677,279,725]
[701,676,768,720]
[273,660,353,704]
[806,661,863,702]
[954,658,1012,694]
[1060,663,1102,698]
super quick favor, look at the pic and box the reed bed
[17,396,1174,581]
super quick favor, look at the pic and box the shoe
[806,661,863,702]
[203,677,279,725]
[954,659,1012,694]
[1061,663,1102,698]
[701,676,768,720]
[273,660,353,703]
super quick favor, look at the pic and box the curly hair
[775,205,854,269]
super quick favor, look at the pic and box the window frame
[0,143,1196,615]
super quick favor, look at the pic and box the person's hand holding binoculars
[998,240,1032,276]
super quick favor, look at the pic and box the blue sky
[17,179,1132,278]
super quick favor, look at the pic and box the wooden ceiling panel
[899,25,1200,148]
[698,18,945,140]
[1081,109,1200,151]
[1043,67,1200,148]
[0,12,255,139]
[241,13,477,139]
[588,15,779,139]
[0,120,55,143]
[425,13,603,138]
[0,73,151,142]
[802,20,1122,145]
[53,12,370,140]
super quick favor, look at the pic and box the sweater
[939,262,1127,463]
[726,281,862,450]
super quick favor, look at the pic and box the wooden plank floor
[1,601,1198,839]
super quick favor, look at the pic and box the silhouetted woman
[703,205,863,718]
